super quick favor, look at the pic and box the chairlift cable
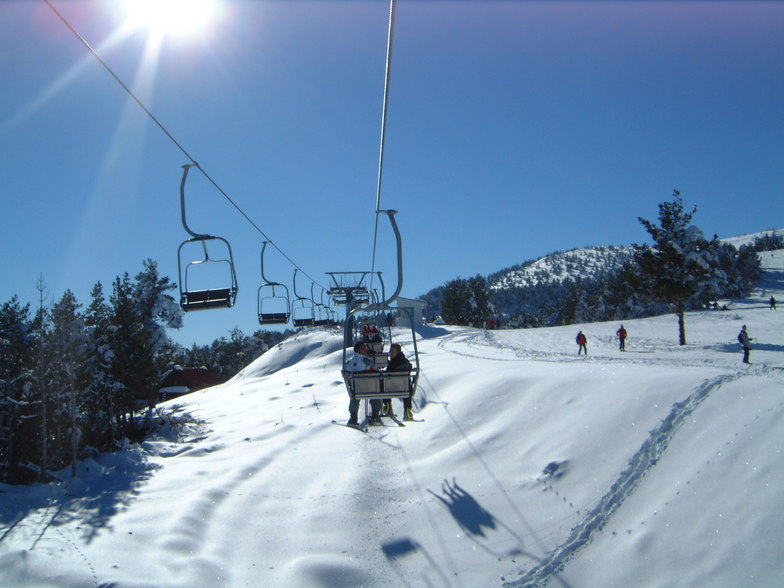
[43,0,326,290]
[369,0,397,296]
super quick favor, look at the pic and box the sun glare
[124,0,218,38]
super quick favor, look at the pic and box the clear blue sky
[2,0,782,347]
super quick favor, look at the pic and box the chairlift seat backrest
[181,287,235,311]
[372,353,389,369]
[341,370,412,399]
[367,341,384,354]
[383,371,412,395]
[343,371,382,396]
[260,312,290,324]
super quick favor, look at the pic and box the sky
[2,0,783,347]
[1,250,782,587]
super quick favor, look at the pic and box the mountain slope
[0,254,782,588]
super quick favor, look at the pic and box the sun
[123,0,218,38]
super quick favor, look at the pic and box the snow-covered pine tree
[83,281,121,451]
[633,191,726,345]
[0,296,37,483]
[109,272,142,428]
[47,290,86,476]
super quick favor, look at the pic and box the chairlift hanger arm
[260,240,284,287]
[179,163,212,239]
[366,209,402,310]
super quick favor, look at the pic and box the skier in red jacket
[616,325,627,351]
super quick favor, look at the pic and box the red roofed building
[159,366,224,402]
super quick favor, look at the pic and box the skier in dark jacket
[383,343,415,420]
[576,331,588,355]
[739,325,753,364]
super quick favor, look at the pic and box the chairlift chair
[292,269,316,328]
[176,164,238,312]
[339,211,419,404]
[257,241,290,325]
[341,305,419,401]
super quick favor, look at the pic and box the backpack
[737,332,743,344]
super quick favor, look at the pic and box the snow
[1,251,783,588]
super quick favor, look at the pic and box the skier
[576,331,588,355]
[738,325,753,364]
[770,296,777,310]
[616,325,628,351]
[345,341,382,426]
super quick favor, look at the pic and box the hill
[421,229,783,323]
[1,250,782,587]
[487,245,632,291]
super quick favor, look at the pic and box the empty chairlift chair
[291,269,315,328]
[176,163,238,311]
[257,241,290,325]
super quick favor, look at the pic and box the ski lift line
[369,0,398,296]
[44,0,326,291]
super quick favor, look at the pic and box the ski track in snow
[503,374,735,587]
[433,328,750,587]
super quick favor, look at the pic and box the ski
[332,420,368,433]
[380,413,406,427]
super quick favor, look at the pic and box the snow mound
[234,328,345,380]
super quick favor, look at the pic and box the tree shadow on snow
[714,342,784,354]
[0,450,161,547]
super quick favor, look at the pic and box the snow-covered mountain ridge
[488,245,632,290]
[488,228,783,292]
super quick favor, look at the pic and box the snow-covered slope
[1,252,783,587]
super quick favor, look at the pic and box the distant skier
[738,325,753,364]
[616,325,628,351]
[770,296,777,310]
[576,331,588,355]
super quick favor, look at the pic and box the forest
[0,260,290,484]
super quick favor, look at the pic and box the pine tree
[0,296,38,483]
[47,290,86,476]
[109,273,140,428]
[633,191,724,345]
[441,278,472,325]
[83,282,120,451]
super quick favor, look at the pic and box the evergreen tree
[109,273,142,427]
[47,290,86,475]
[633,191,725,345]
[0,297,38,483]
[441,278,472,325]
[440,276,492,326]
[83,282,121,451]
